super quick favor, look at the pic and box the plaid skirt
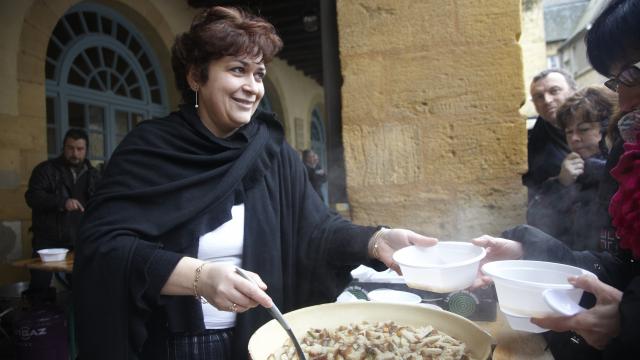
[167,328,234,360]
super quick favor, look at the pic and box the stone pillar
[321,0,348,205]
[338,0,527,239]
[520,0,547,119]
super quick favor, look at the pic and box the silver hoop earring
[194,88,199,109]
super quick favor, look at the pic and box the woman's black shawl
[73,106,379,359]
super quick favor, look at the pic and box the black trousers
[29,268,54,289]
[167,328,233,360]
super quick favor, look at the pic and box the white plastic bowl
[392,242,486,293]
[482,260,594,317]
[500,308,548,333]
[367,289,422,304]
[419,303,443,311]
[37,248,69,263]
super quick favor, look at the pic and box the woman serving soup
[72,6,437,360]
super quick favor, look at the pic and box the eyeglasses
[604,61,640,92]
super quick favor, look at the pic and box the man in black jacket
[522,68,577,202]
[25,128,101,289]
[302,149,327,201]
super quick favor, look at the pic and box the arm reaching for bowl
[470,235,524,288]
[531,274,622,350]
[472,235,524,261]
[368,228,438,274]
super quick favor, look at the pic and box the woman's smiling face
[190,55,266,138]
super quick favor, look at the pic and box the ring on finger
[230,303,238,313]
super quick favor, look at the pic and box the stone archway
[9,0,180,281]
[18,0,179,139]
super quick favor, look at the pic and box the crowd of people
[20,0,640,359]
[526,86,616,252]
[473,0,640,359]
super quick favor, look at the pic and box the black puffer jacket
[25,156,101,249]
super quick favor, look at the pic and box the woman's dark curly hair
[556,86,619,155]
[171,6,283,105]
[556,86,617,132]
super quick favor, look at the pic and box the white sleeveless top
[198,204,244,329]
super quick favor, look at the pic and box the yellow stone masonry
[338,0,527,240]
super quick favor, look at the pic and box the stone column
[338,0,527,239]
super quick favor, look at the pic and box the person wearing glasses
[527,86,616,252]
[473,1,640,358]
[523,69,577,203]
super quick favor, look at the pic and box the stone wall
[520,0,548,119]
[338,0,527,240]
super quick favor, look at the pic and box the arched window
[45,3,168,164]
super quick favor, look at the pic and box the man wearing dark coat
[25,128,101,289]
[302,149,327,201]
[522,69,577,202]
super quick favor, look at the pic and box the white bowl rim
[482,260,594,289]
[393,242,487,269]
[499,308,548,332]
[37,248,69,254]
[499,307,534,318]
[367,289,422,304]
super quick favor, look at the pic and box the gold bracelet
[369,227,388,259]
[193,262,208,304]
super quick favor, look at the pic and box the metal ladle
[234,267,307,360]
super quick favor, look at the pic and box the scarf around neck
[79,105,283,252]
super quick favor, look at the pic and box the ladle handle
[234,267,288,326]
[234,267,307,359]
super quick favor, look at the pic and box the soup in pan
[268,320,474,360]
